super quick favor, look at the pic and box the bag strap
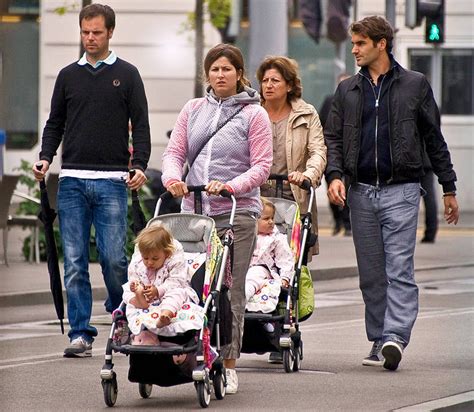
[187,104,246,171]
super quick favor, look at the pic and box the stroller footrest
[244,312,284,322]
[114,343,197,355]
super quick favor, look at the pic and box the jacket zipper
[360,72,385,189]
[386,79,395,185]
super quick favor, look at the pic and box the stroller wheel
[212,368,226,400]
[102,375,118,407]
[283,348,296,373]
[138,383,152,399]
[195,380,211,408]
[293,341,303,372]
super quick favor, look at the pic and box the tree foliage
[184,0,231,32]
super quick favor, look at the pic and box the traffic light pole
[385,0,396,29]
[248,0,287,87]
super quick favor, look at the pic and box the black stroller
[100,186,235,408]
[241,175,316,373]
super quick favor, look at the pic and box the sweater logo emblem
[113,79,120,87]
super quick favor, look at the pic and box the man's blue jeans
[348,182,420,347]
[58,177,128,343]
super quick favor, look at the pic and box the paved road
[0,266,472,411]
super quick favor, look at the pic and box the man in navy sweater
[325,16,459,371]
[33,4,151,357]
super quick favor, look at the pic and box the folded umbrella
[38,175,65,334]
[129,169,147,236]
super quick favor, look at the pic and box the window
[409,49,474,115]
[0,0,39,149]
[442,51,474,115]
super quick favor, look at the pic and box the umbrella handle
[35,162,47,190]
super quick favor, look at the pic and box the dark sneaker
[64,336,92,358]
[362,340,384,366]
[381,341,403,371]
[268,351,283,364]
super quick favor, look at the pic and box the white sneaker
[64,336,92,358]
[225,368,238,394]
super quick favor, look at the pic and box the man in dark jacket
[324,16,459,371]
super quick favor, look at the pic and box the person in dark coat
[319,73,351,236]
[325,16,459,371]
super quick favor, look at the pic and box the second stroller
[242,175,316,373]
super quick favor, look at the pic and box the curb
[0,288,108,308]
[0,266,359,307]
[2,263,473,308]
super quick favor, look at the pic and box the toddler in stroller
[242,177,316,373]
[100,187,235,408]
[245,197,294,318]
[123,224,202,346]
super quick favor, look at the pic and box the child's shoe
[263,322,275,333]
[113,320,131,345]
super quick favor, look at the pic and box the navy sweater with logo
[40,58,151,172]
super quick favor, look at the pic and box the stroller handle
[155,184,236,217]
[268,174,312,192]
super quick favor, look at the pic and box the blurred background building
[1,0,472,210]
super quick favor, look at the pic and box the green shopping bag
[298,265,314,322]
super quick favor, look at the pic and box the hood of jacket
[206,85,261,106]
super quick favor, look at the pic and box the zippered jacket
[162,86,273,216]
[324,61,456,192]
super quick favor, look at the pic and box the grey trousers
[213,210,257,360]
[348,183,420,347]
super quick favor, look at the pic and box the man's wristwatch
[442,192,456,198]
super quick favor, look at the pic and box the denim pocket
[346,185,353,208]
[419,185,427,197]
[403,183,420,206]
[106,177,126,186]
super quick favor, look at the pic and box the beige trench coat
[281,98,327,256]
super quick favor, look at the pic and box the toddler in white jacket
[245,197,294,302]
[123,225,199,345]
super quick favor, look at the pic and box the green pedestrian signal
[424,1,444,44]
[428,23,440,42]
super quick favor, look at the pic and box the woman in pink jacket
[161,43,273,394]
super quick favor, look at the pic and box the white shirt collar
[77,50,117,68]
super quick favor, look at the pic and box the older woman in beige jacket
[257,55,327,256]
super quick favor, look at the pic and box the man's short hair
[79,3,115,31]
[350,15,394,53]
